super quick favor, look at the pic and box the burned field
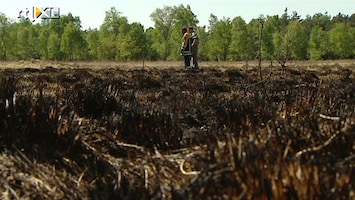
[0,64,354,199]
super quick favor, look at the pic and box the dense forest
[0,4,354,61]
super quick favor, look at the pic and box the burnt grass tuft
[0,66,354,199]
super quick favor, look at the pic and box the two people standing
[181,27,199,70]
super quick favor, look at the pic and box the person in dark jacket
[189,27,199,70]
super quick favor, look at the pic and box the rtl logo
[18,7,60,22]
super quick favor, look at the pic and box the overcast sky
[1,0,354,29]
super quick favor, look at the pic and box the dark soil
[0,65,354,199]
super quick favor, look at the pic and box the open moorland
[0,60,355,199]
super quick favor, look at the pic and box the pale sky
[0,0,354,30]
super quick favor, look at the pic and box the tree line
[0,5,354,61]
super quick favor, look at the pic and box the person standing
[180,27,192,69]
[189,27,199,70]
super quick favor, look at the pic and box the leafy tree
[150,6,174,60]
[42,13,84,60]
[309,26,330,60]
[145,27,159,60]
[172,4,199,30]
[48,13,81,37]
[204,14,218,60]
[332,13,349,24]
[16,22,32,59]
[1,6,355,61]
[38,27,50,59]
[101,7,123,35]
[127,23,148,60]
[11,21,42,59]
[207,14,218,33]
[61,22,88,60]
[329,23,354,58]
[208,16,232,61]
[98,7,133,60]
[229,16,253,60]
[246,19,261,60]
[312,13,332,31]
[273,29,291,67]
[118,22,147,60]
[302,14,314,38]
[349,13,355,27]
[290,11,301,21]
[195,26,209,61]
[99,33,117,60]
[60,22,73,59]
[0,13,10,60]
[115,16,130,60]
[99,7,125,60]
[262,15,281,60]
[281,7,289,30]
[47,32,62,60]
[4,21,23,60]
[86,28,100,60]
[272,18,308,65]
[287,20,308,60]
[28,24,42,59]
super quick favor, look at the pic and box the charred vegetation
[0,65,354,199]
